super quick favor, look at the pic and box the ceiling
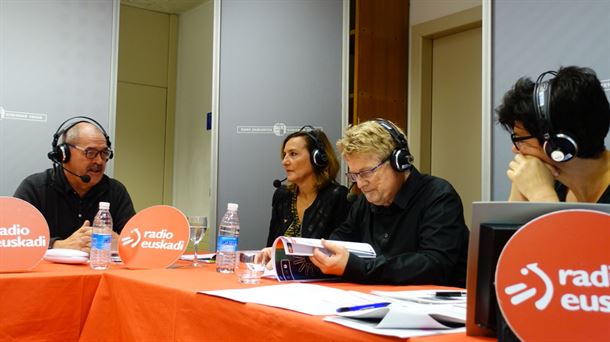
[121,0,207,14]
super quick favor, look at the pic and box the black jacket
[266,182,351,247]
[330,167,469,287]
[13,166,136,245]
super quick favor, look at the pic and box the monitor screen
[465,201,610,337]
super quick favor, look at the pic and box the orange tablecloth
[79,264,495,342]
[0,261,102,341]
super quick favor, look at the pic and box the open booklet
[267,236,376,281]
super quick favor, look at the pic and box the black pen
[336,302,391,313]
[435,291,467,297]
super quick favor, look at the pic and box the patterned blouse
[283,190,302,237]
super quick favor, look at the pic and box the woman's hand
[507,154,559,202]
[260,247,274,270]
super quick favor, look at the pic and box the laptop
[465,201,610,337]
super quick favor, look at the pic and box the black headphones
[48,116,113,164]
[299,125,328,169]
[376,118,413,172]
[533,71,578,162]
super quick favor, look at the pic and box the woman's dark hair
[496,66,610,158]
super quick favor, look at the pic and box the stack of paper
[199,284,467,339]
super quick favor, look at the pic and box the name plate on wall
[119,205,189,269]
[0,197,49,272]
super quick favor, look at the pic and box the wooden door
[352,0,409,130]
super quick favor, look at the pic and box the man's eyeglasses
[346,157,389,182]
[68,144,113,160]
[510,133,536,151]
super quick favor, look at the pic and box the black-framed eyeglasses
[68,144,112,160]
[510,133,536,151]
[346,157,389,182]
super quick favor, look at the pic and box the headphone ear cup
[543,133,578,162]
[57,143,71,163]
[311,148,328,168]
[390,148,412,172]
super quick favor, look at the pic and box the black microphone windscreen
[80,175,91,183]
[346,182,357,202]
[347,192,357,203]
[273,177,287,188]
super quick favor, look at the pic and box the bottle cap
[99,202,110,210]
[227,203,238,211]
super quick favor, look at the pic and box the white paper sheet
[336,301,465,328]
[199,283,385,315]
[324,316,466,339]
[371,289,467,305]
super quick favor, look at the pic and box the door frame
[408,4,491,201]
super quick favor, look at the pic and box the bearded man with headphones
[310,119,469,287]
[497,66,610,203]
[14,116,135,251]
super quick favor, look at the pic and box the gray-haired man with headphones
[310,119,469,287]
[14,117,135,251]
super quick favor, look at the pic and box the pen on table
[336,302,391,313]
[435,291,467,297]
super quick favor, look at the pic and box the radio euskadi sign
[118,205,188,269]
[496,209,610,341]
[0,197,49,272]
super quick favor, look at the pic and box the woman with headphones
[265,126,351,247]
[497,66,610,203]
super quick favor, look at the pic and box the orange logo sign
[496,209,610,341]
[118,205,188,269]
[0,197,50,272]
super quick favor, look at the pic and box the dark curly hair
[496,66,610,158]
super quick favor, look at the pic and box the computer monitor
[465,201,610,337]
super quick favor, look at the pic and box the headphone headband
[375,118,413,172]
[533,70,557,136]
[532,70,578,162]
[299,125,328,169]
[49,115,112,164]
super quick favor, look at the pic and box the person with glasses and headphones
[497,66,610,203]
[265,126,351,248]
[14,117,135,252]
[309,119,469,287]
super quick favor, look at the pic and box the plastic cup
[236,250,266,284]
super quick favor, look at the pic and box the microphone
[273,177,287,188]
[55,163,91,183]
[346,182,357,203]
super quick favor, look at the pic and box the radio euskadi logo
[504,262,609,313]
[118,206,188,268]
[0,197,50,272]
[121,227,184,250]
[0,224,46,247]
[495,209,610,341]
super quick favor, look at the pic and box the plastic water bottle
[90,201,113,270]
[216,202,240,273]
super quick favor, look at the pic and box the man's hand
[53,220,92,252]
[507,154,559,202]
[309,239,349,276]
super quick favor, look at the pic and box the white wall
[0,0,118,196]
[216,0,343,250]
[410,0,480,25]
[172,0,214,218]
